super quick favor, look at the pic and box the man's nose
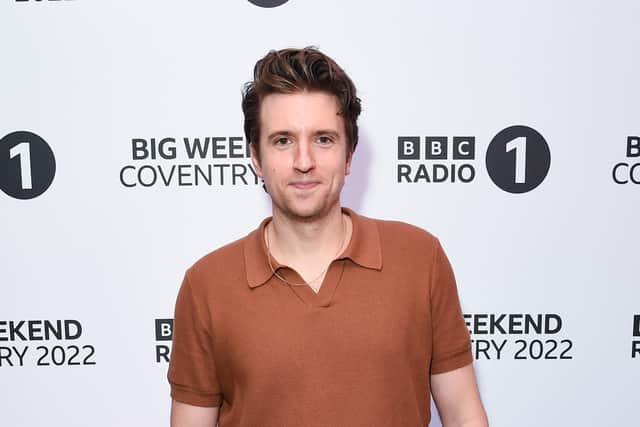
[293,140,315,173]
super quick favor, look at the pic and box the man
[168,47,488,426]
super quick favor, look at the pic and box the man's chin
[287,208,324,222]
[277,202,334,222]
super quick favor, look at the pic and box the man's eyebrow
[314,129,340,137]
[266,130,294,140]
[265,129,340,139]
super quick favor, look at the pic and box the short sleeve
[167,270,223,406]
[429,240,473,374]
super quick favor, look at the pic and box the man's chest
[210,279,431,391]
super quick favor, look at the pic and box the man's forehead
[259,90,344,134]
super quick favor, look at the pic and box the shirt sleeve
[167,269,223,407]
[429,240,473,375]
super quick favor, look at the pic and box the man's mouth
[291,181,319,190]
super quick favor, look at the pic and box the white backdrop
[1,1,639,426]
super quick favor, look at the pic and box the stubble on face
[251,90,352,223]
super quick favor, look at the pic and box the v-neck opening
[277,260,346,308]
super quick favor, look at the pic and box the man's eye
[317,136,333,145]
[274,137,290,145]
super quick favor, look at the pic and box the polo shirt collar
[244,207,382,289]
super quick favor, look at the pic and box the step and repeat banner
[1,1,638,426]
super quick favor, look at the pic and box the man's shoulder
[361,213,440,248]
[186,228,255,279]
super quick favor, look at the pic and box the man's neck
[267,205,351,270]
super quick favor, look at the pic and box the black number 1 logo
[0,131,56,200]
[486,125,551,194]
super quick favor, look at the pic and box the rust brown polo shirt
[168,208,472,426]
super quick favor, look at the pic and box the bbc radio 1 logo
[0,131,56,200]
[397,136,476,184]
[397,125,551,194]
[612,136,640,184]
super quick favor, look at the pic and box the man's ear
[249,143,263,178]
[345,148,353,176]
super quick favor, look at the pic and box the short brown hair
[242,47,362,157]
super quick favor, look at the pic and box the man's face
[251,90,352,221]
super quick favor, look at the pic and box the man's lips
[290,181,319,190]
